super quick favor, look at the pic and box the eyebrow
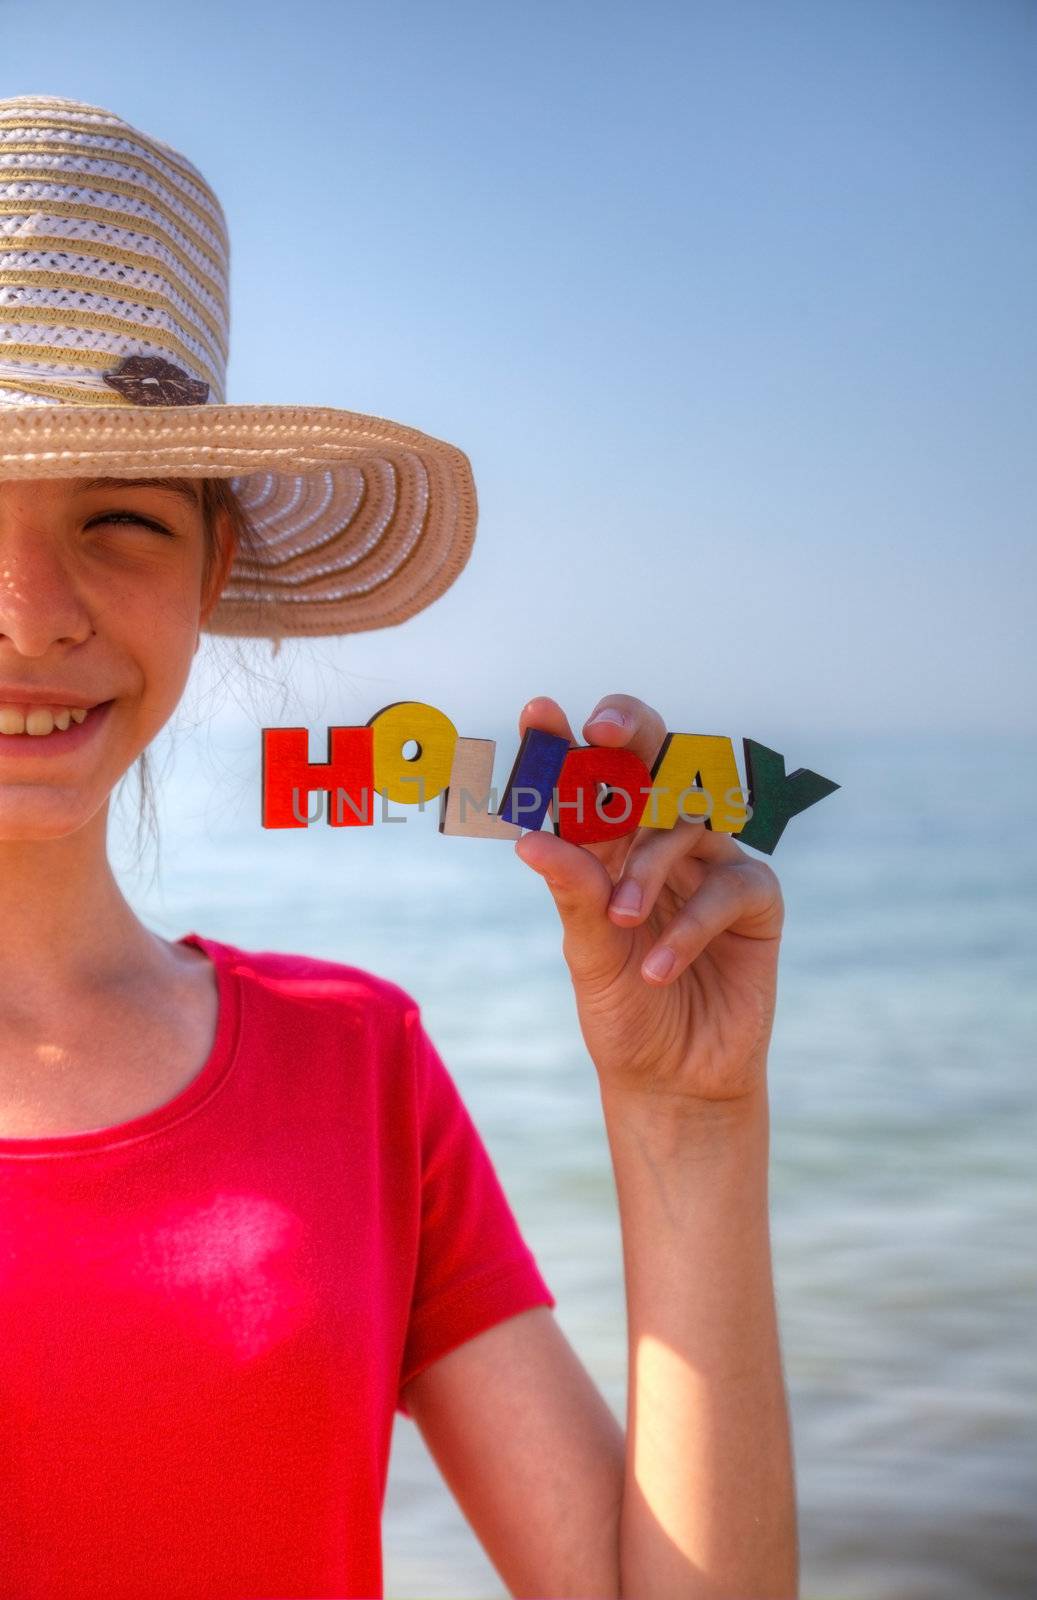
[77,477,201,509]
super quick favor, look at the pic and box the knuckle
[730,859,785,929]
[742,857,783,902]
[672,907,709,951]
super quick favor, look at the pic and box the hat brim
[0,402,478,639]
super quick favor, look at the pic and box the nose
[0,521,94,657]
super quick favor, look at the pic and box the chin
[0,796,106,842]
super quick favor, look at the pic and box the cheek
[98,563,204,689]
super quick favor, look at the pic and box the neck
[0,803,167,1004]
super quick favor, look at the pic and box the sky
[1,0,1034,766]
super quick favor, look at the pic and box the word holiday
[261,701,839,855]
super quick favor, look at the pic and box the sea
[112,721,1036,1600]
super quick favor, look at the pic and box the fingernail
[610,880,642,916]
[642,947,675,980]
[590,708,627,729]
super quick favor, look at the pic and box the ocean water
[113,724,1036,1600]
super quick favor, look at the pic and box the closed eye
[88,512,174,536]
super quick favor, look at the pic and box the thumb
[514,831,629,984]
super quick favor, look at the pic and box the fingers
[608,811,749,926]
[519,693,670,781]
[518,696,578,747]
[637,860,784,985]
[582,692,668,774]
[513,821,631,986]
[514,695,785,993]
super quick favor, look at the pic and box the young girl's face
[0,476,230,842]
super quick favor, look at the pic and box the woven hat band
[0,96,228,408]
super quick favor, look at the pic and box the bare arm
[603,1084,798,1599]
[401,1085,796,1600]
[401,1305,625,1597]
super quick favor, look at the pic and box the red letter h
[261,726,375,828]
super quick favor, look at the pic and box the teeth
[0,704,94,736]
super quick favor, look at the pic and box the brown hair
[127,477,271,877]
[196,477,268,614]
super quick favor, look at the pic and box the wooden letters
[261,701,839,854]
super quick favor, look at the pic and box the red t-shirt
[0,932,556,1599]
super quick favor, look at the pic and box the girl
[0,95,797,1598]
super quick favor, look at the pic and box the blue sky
[2,0,1034,762]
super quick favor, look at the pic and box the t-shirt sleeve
[396,1009,557,1417]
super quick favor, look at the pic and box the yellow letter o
[368,701,458,805]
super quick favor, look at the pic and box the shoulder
[186,931,424,1042]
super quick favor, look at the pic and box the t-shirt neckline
[0,932,241,1160]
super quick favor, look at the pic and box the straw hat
[0,94,478,645]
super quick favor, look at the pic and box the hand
[512,694,785,1113]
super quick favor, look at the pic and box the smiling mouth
[0,701,112,737]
